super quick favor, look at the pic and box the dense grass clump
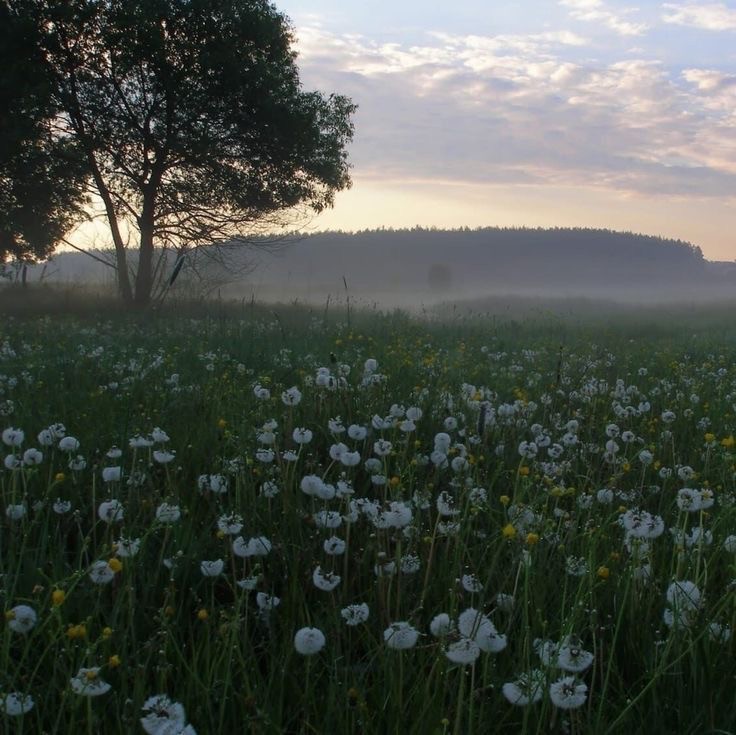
[0,302,734,734]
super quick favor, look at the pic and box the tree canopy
[1,0,356,303]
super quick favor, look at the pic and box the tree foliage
[3,0,356,303]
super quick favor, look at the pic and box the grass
[0,289,734,733]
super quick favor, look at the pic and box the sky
[276,0,736,261]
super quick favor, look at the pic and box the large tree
[0,2,88,267]
[4,0,355,304]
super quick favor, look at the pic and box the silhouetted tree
[4,0,356,304]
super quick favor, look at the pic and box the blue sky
[273,0,736,260]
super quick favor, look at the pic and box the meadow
[0,295,735,734]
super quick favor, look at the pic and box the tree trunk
[134,192,156,307]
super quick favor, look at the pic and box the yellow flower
[499,495,510,506]
[54,472,66,483]
[108,654,121,668]
[705,432,716,443]
[502,523,517,539]
[519,466,530,477]
[52,589,66,607]
[217,418,227,429]
[597,566,610,580]
[526,532,540,545]
[389,476,400,488]
[197,608,209,621]
[107,558,123,573]
[102,627,113,639]
[66,624,87,640]
[721,435,735,449]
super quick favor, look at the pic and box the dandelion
[151,427,170,443]
[446,638,481,665]
[341,603,370,626]
[153,449,176,464]
[22,448,43,465]
[323,536,346,555]
[232,536,272,558]
[6,604,37,634]
[98,499,124,523]
[461,574,483,593]
[294,627,326,655]
[140,694,193,735]
[217,513,243,535]
[557,641,594,673]
[430,613,453,637]
[200,559,224,577]
[384,622,419,650]
[5,503,26,520]
[0,692,35,716]
[293,428,313,444]
[70,667,111,697]
[502,670,546,706]
[155,503,181,524]
[255,593,280,611]
[549,676,587,709]
[2,427,24,447]
[53,498,71,514]
[89,561,115,585]
[58,436,80,452]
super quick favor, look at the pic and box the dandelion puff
[461,574,483,593]
[200,559,224,577]
[549,676,587,709]
[89,561,115,585]
[140,694,187,735]
[446,638,481,665]
[53,498,72,514]
[384,622,419,650]
[341,603,370,626]
[255,593,280,611]
[557,642,594,673]
[502,670,545,706]
[5,503,26,520]
[153,450,176,464]
[70,667,111,697]
[323,536,346,555]
[0,692,34,716]
[101,466,121,483]
[294,627,326,655]
[155,503,181,524]
[430,613,453,637]
[98,499,124,523]
[6,604,37,634]
[115,536,141,558]
[313,566,341,591]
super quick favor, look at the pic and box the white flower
[549,676,587,709]
[323,536,346,555]
[384,622,419,650]
[724,535,736,553]
[217,513,243,535]
[664,580,701,628]
[232,536,272,558]
[5,503,26,520]
[312,566,341,591]
[341,603,370,626]
[53,498,72,514]
[4,454,21,470]
[7,604,37,634]
[557,642,594,673]
[518,441,538,459]
[236,575,260,590]
[200,559,224,577]
[58,436,80,452]
[68,454,87,471]
[153,450,176,464]
[129,435,154,449]
[0,692,34,716]
[70,667,111,697]
[502,670,545,706]
[106,446,122,459]
[22,448,43,466]
[430,613,453,637]
[461,574,483,593]
[198,474,228,494]
[294,627,325,655]
[373,439,392,457]
[2,427,24,447]
[446,638,481,665]
[89,561,116,585]
[101,466,121,483]
[155,503,181,524]
[293,427,313,444]
[140,694,189,735]
[255,593,280,611]
[281,386,302,406]
[151,427,170,443]
[115,536,141,558]
[347,425,367,441]
[98,499,124,523]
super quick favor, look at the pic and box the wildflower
[102,466,121,483]
[200,559,224,577]
[155,503,181,524]
[461,574,483,593]
[89,561,115,585]
[58,436,80,452]
[312,566,341,591]
[5,503,26,520]
[294,627,326,655]
[384,622,419,650]
[153,449,176,464]
[151,428,170,443]
[664,580,702,628]
[52,589,66,606]
[98,499,124,523]
[676,488,702,512]
[347,424,367,441]
[549,676,587,709]
[293,427,313,444]
[22,448,43,466]
[446,638,481,665]
[140,694,193,735]
[6,604,37,634]
[341,603,370,626]
[557,641,594,673]
[323,536,346,555]
[70,667,111,697]
[502,670,545,706]
[198,474,228,494]
[53,498,71,514]
[430,613,453,637]
[2,427,24,447]
[107,558,123,573]
[216,513,243,535]
[232,536,272,558]
[255,593,280,611]
[0,692,34,716]
[724,535,736,553]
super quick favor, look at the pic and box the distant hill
[16,227,736,305]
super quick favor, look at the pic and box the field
[1,296,735,734]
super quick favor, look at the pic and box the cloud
[293,24,736,200]
[662,3,736,31]
[560,0,648,36]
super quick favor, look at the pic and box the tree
[5,0,356,304]
[0,2,88,266]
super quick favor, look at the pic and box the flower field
[1,306,734,734]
